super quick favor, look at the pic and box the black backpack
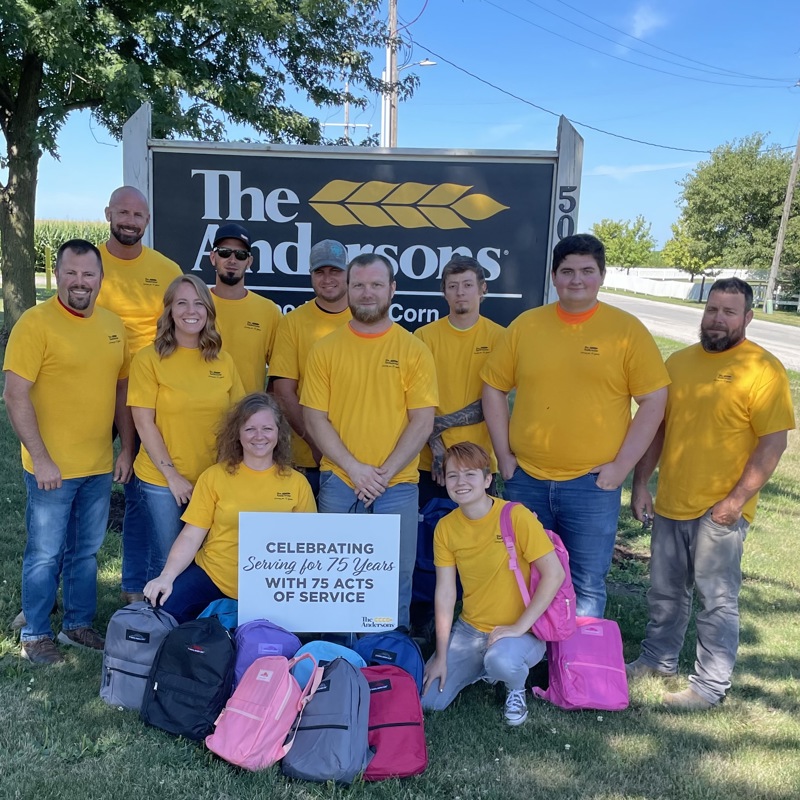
[140,617,236,740]
[281,657,373,784]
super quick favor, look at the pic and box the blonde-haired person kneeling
[144,393,315,622]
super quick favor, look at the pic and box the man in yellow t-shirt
[414,255,505,508]
[481,234,669,619]
[420,443,562,725]
[3,240,132,664]
[628,278,795,711]
[270,239,351,496]
[301,254,438,631]
[209,223,282,393]
[95,185,182,602]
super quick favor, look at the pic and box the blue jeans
[504,468,621,619]
[138,479,186,582]
[161,562,227,624]
[121,475,151,592]
[318,471,418,630]
[21,471,112,642]
[421,617,545,711]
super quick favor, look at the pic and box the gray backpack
[281,657,373,784]
[100,602,178,710]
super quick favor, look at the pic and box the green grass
[1,343,800,800]
[603,287,800,328]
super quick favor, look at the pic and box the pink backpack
[500,501,577,641]
[205,653,322,770]
[533,617,629,711]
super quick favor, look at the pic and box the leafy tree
[590,215,656,270]
[676,133,800,277]
[662,219,720,280]
[0,0,408,331]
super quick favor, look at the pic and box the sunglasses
[213,247,250,261]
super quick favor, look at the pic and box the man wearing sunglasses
[210,223,282,394]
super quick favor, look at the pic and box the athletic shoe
[504,688,529,726]
[626,657,677,680]
[663,688,714,711]
[21,638,64,665]
[57,627,105,651]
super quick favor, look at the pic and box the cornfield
[31,220,107,271]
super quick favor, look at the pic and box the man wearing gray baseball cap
[270,240,351,496]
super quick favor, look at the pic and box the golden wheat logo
[308,180,509,229]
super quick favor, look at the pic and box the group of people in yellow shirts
[6,185,793,726]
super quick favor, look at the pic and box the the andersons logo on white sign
[237,512,400,632]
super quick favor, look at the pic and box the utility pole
[388,0,398,147]
[764,126,800,313]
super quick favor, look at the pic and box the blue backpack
[412,497,458,607]
[291,641,366,687]
[234,619,301,686]
[355,630,424,694]
[198,598,238,631]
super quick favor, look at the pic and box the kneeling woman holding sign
[421,443,564,726]
[144,394,316,622]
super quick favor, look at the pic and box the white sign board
[238,512,400,632]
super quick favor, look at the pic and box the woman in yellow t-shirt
[144,393,316,623]
[129,274,245,583]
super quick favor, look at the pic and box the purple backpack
[500,502,577,641]
[533,617,629,711]
[233,619,301,686]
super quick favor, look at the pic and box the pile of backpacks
[99,600,427,784]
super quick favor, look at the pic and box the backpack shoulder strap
[499,501,531,605]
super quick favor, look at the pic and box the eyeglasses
[213,247,250,261]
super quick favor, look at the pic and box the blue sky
[35,0,800,247]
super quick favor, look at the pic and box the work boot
[57,627,105,651]
[626,657,677,680]
[21,638,65,665]
[663,687,714,711]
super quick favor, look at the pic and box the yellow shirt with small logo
[655,340,795,523]
[128,346,245,486]
[480,302,670,481]
[213,291,282,394]
[300,322,438,487]
[269,299,352,468]
[434,499,553,633]
[96,244,182,355]
[414,315,505,472]
[3,297,129,479]
[184,462,316,597]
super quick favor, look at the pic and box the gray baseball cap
[309,239,347,272]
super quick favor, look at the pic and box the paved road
[600,292,800,372]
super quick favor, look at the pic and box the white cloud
[587,161,696,180]
[629,3,667,39]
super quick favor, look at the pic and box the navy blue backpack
[412,497,458,608]
[355,630,424,694]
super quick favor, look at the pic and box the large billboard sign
[123,105,583,327]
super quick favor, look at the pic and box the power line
[551,0,796,83]
[483,0,792,89]
[520,0,793,83]
[412,40,713,154]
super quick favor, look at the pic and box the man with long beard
[209,223,281,394]
[628,278,794,710]
[301,254,438,631]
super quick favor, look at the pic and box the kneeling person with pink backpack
[421,443,565,726]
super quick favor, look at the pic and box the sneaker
[663,687,715,711]
[504,688,529,726]
[11,610,26,630]
[626,657,677,680]
[120,591,145,605]
[21,638,65,665]
[57,627,105,651]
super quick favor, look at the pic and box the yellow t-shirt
[3,297,129,479]
[128,346,245,486]
[434,499,553,633]
[212,291,282,394]
[96,244,182,355]
[414,315,505,472]
[184,462,316,597]
[655,340,795,523]
[300,322,438,487]
[269,299,352,468]
[480,303,670,480]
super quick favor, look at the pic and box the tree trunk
[0,54,43,335]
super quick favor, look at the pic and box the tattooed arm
[429,399,484,483]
